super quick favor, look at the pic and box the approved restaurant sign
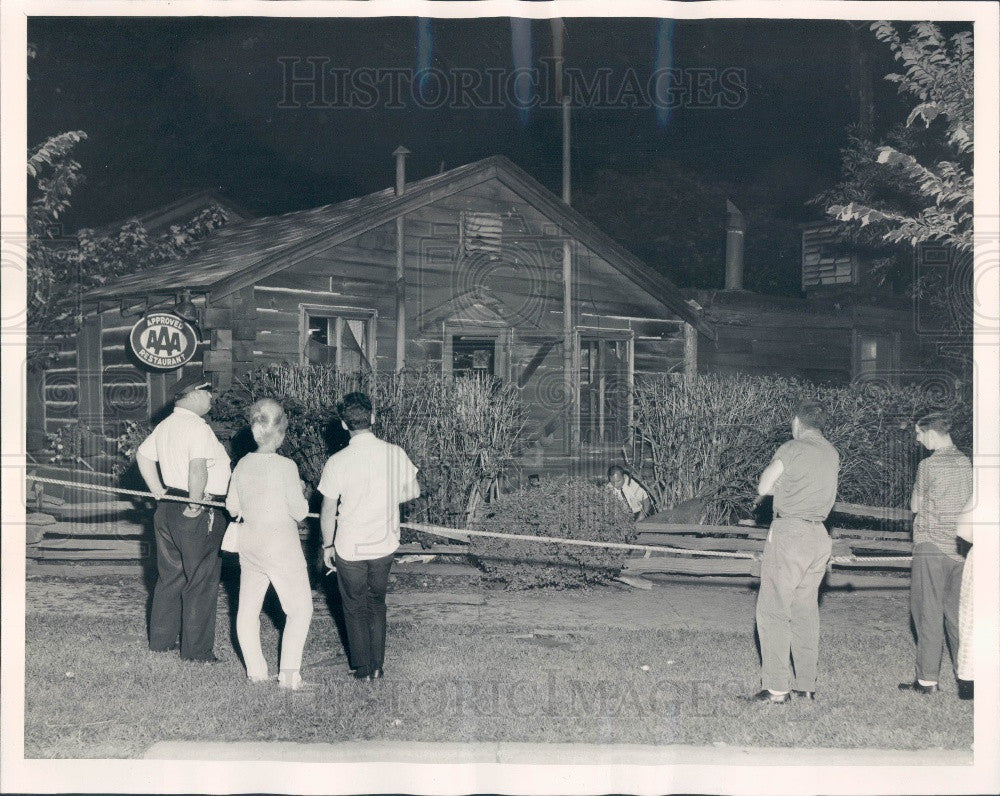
[129,311,199,370]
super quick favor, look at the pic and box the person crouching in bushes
[226,398,313,690]
[319,392,420,682]
[607,465,653,520]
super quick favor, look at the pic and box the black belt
[165,487,223,502]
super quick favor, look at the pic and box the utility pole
[393,146,410,373]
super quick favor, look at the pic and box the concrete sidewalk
[144,739,972,766]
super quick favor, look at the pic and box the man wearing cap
[137,373,231,662]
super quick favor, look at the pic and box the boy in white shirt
[319,392,420,681]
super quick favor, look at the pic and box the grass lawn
[25,603,972,758]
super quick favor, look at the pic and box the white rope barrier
[24,473,913,564]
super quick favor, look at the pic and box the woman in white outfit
[226,398,313,690]
[955,495,975,700]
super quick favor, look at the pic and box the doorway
[578,334,631,449]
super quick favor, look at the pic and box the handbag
[221,515,243,553]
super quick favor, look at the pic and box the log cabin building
[35,154,711,464]
[31,157,947,472]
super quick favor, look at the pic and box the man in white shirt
[607,465,652,520]
[137,372,231,662]
[319,392,420,681]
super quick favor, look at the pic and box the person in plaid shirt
[898,413,972,695]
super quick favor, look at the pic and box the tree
[820,22,974,381]
[27,134,230,368]
[826,22,973,252]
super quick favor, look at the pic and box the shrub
[629,373,972,524]
[469,476,635,590]
[44,424,107,471]
[210,364,525,529]
[110,419,151,479]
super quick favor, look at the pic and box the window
[853,332,898,380]
[802,225,857,289]
[442,325,509,378]
[461,211,503,259]
[301,307,375,373]
[451,335,496,377]
[857,336,878,375]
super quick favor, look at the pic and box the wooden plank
[40,522,149,538]
[848,540,913,554]
[212,329,233,350]
[204,307,232,329]
[830,557,912,570]
[77,314,103,429]
[832,502,913,522]
[203,349,233,372]
[633,534,765,553]
[395,543,469,556]
[26,561,150,577]
[636,520,769,539]
[27,547,150,561]
[623,556,758,576]
[31,539,150,554]
[48,499,137,516]
[824,572,909,589]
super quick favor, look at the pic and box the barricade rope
[23,474,913,565]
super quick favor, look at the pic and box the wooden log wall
[696,297,925,385]
[40,304,210,438]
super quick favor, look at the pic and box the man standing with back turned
[319,392,420,682]
[898,412,972,695]
[747,400,839,704]
[137,373,231,662]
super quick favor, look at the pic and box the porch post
[683,321,698,381]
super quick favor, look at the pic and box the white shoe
[277,671,312,691]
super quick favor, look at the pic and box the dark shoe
[372,668,384,680]
[150,643,179,653]
[745,689,790,704]
[185,654,223,664]
[958,679,974,700]
[353,670,372,682]
[791,690,816,700]
[898,679,939,694]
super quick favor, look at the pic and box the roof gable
[85,156,712,337]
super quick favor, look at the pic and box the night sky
[28,15,920,289]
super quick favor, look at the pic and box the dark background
[28,16,934,294]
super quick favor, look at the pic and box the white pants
[236,560,313,679]
[957,546,974,681]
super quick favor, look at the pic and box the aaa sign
[129,312,199,370]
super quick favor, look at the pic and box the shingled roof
[85,156,713,337]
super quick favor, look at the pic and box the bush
[109,420,152,479]
[629,373,972,524]
[469,476,635,590]
[44,424,107,471]
[210,364,525,529]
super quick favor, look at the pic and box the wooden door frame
[575,328,634,451]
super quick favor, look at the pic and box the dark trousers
[910,542,963,682]
[756,518,832,693]
[335,552,394,677]
[149,501,223,660]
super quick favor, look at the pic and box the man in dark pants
[319,392,420,681]
[137,373,231,662]
[898,413,972,695]
[747,400,839,704]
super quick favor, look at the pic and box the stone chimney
[724,199,746,290]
